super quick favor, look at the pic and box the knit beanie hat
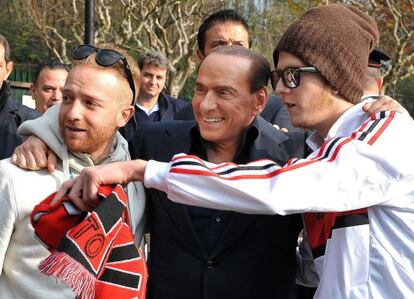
[274,4,379,103]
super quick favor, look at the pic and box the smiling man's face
[192,52,262,149]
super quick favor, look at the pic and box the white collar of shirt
[136,102,160,116]
[306,99,374,151]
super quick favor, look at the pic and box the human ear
[117,105,135,128]
[253,87,268,116]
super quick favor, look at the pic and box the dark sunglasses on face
[72,44,136,105]
[271,66,319,90]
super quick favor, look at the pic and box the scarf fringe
[39,251,96,299]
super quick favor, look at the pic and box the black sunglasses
[271,66,319,90]
[72,44,136,105]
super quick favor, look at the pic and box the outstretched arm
[52,159,148,211]
[144,112,414,215]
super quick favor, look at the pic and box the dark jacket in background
[120,92,187,141]
[0,81,40,159]
[175,94,295,131]
[129,117,307,299]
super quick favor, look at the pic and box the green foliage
[0,1,48,63]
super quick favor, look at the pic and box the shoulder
[0,159,64,203]
[163,93,188,109]
[138,120,195,136]
[266,94,284,110]
[261,95,297,131]
[174,103,194,120]
[3,96,40,120]
[261,95,284,121]
[128,120,195,158]
[255,117,307,157]
[0,158,62,184]
[17,104,40,120]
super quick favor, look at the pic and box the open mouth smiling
[202,116,224,124]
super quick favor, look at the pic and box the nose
[53,89,63,102]
[275,78,290,96]
[150,77,157,85]
[199,91,217,112]
[65,100,82,121]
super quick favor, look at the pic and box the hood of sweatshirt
[18,104,130,178]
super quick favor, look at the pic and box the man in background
[121,50,187,141]
[30,58,68,113]
[0,33,39,159]
[362,48,392,99]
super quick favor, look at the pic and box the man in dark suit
[129,46,306,298]
[0,33,39,159]
[121,50,187,141]
[175,9,295,131]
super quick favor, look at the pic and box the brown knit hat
[274,4,379,103]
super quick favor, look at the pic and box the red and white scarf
[31,184,147,299]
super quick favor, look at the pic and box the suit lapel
[155,124,207,256]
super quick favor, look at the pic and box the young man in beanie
[63,4,414,298]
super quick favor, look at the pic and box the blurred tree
[0,1,49,63]
[4,0,413,106]
[13,0,224,97]
[347,0,414,114]
[394,78,414,116]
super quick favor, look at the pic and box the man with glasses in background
[0,44,146,298]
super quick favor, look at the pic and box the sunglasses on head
[72,44,136,105]
[271,66,319,90]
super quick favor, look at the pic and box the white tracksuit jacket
[144,102,414,298]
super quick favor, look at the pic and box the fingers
[51,178,96,212]
[10,136,49,170]
[47,149,58,173]
[77,167,100,205]
[11,145,44,170]
[364,96,409,116]
[51,179,75,206]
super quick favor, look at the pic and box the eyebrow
[41,84,57,89]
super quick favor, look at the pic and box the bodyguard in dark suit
[130,46,307,299]
[0,34,39,159]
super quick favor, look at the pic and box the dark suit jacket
[129,117,307,299]
[0,81,40,159]
[120,92,188,141]
[175,94,296,131]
